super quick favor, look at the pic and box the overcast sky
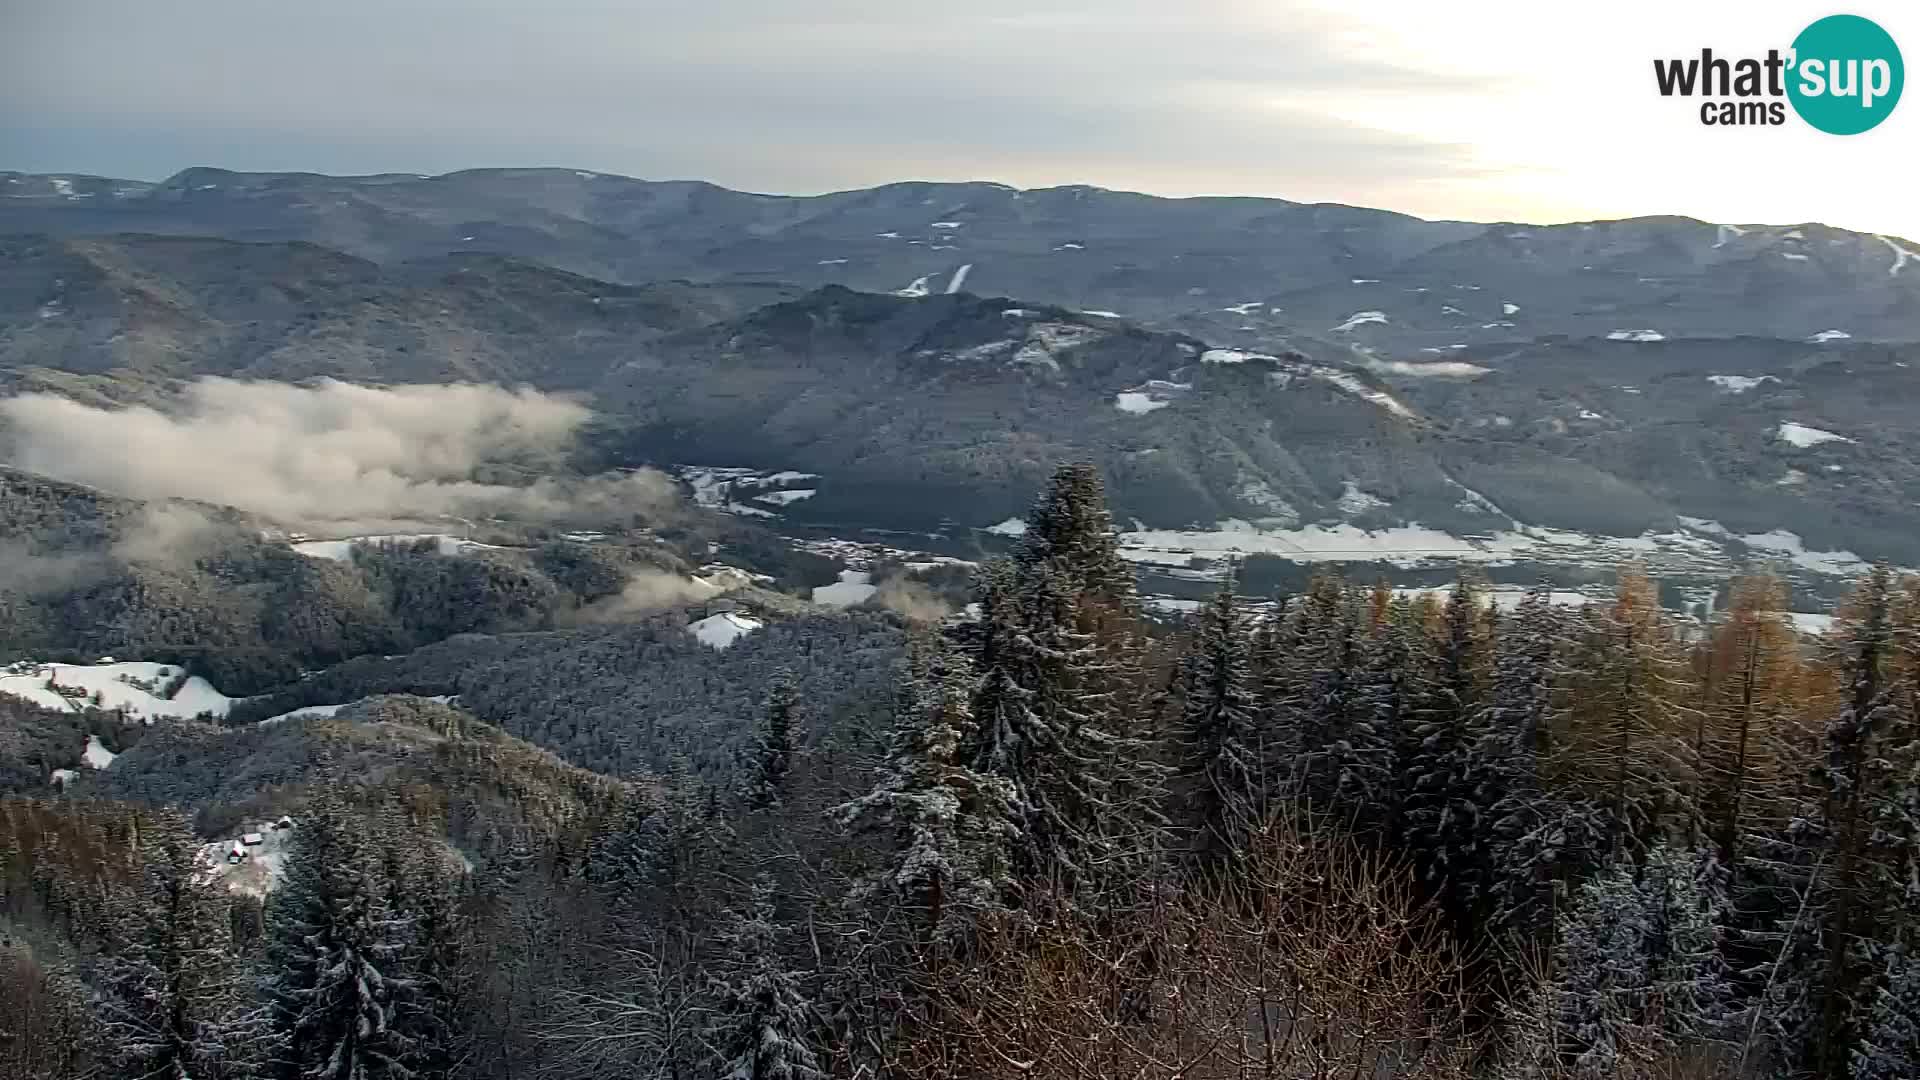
[3,0,1914,238]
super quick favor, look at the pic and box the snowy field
[292,533,505,561]
[0,660,234,720]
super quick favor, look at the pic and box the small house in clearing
[226,842,247,864]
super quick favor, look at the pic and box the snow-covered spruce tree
[1350,594,1429,842]
[93,807,235,1080]
[1764,564,1915,1077]
[1013,461,1136,611]
[835,635,1019,941]
[748,671,801,811]
[1175,573,1262,866]
[1549,844,1736,1075]
[704,880,823,1080]
[376,803,465,1080]
[1401,577,1493,939]
[1290,573,1364,813]
[259,790,420,1080]
[1478,585,1585,950]
[1856,940,1920,1080]
[967,464,1159,897]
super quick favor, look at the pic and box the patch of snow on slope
[1502,302,1520,315]
[1740,530,1868,576]
[812,570,877,608]
[1306,368,1415,419]
[1330,310,1388,333]
[1446,478,1509,518]
[1708,375,1778,393]
[986,518,1028,536]
[1080,309,1123,318]
[1777,422,1852,448]
[1880,235,1916,276]
[293,534,500,561]
[83,735,116,769]
[754,489,817,506]
[0,662,234,720]
[1809,330,1851,343]
[896,275,934,298]
[929,221,963,229]
[1352,278,1380,285]
[1607,329,1666,342]
[1781,252,1810,261]
[1373,359,1489,378]
[260,703,347,726]
[1337,482,1389,516]
[945,264,974,294]
[1201,348,1274,364]
[1115,392,1169,414]
[689,612,764,650]
[48,177,74,197]
[1222,301,1264,315]
[1714,223,1748,248]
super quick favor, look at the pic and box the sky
[2,0,1915,238]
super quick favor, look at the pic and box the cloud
[871,576,954,623]
[0,0,1489,202]
[563,570,720,625]
[0,378,674,529]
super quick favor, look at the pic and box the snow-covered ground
[1707,375,1778,393]
[677,465,821,518]
[812,570,878,608]
[1330,310,1387,333]
[1777,422,1852,448]
[689,611,764,649]
[259,694,456,727]
[1607,329,1666,342]
[293,534,503,561]
[82,734,117,769]
[0,661,234,720]
[1115,518,1748,578]
[197,821,297,899]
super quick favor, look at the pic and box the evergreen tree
[835,636,1019,939]
[1479,586,1584,947]
[94,808,234,1080]
[704,881,823,1080]
[259,791,419,1080]
[1402,577,1492,937]
[1784,564,1917,1077]
[1175,575,1261,864]
[749,672,801,810]
[1548,845,1735,1075]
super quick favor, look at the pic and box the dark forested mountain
[5,167,1918,348]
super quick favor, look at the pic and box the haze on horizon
[2,0,1915,240]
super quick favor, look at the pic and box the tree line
[4,462,1919,1078]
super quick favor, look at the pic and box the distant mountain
[0,232,797,399]
[5,167,1917,351]
[3,167,1919,590]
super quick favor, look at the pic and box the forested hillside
[4,463,1918,1078]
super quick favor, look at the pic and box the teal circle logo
[1788,14,1903,134]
